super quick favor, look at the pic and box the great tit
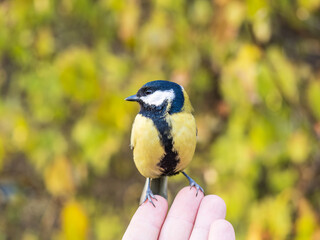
[126,80,203,206]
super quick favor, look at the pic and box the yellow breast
[170,112,197,172]
[130,112,197,178]
[130,114,164,178]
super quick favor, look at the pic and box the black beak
[125,94,140,102]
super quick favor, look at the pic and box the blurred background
[0,0,320,239]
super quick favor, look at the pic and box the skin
[123,187,235,240]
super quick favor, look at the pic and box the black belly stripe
[152,117,180,176]
[139,105,180,176]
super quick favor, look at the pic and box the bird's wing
[170,112,197,172]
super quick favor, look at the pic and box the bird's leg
[141,178,158,207]
[182,171,204,196]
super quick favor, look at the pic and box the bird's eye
[145,89,153,95]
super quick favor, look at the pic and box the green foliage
[0,0,320,239]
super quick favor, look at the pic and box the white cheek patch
[140,90,175,106]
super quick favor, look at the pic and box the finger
[208,219,235,240]
[123,196,168,240]
[189,195,226,240]
[159,187,204,240]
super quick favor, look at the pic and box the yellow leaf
[248,192,292,239]
[287,131,311,163]
[13,116,29,149]
[295,199,317,240]
[61,201,88,240]
[56,47,99,103]
[35,28,55,57]
[252,10,271,43]
[267,47,298,103]
[44,157,75,197]
[298,0,320,12]
[119,0,140,42]
[222,44,261,107]
[307,80,320,120]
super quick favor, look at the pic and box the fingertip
[167,186,204,223]
[140,195,168,211]
[209,219,235,240]
[123,196,168,240]
[159,187,204,240]
[201,195,227,218]
[138,195,168,219]
[177,186,205,200]
[189,195,227,239]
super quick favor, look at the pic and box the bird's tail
[139,176,168,204]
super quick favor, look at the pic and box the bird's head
[125,80,193,116]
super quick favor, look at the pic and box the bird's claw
[141,189,158,207]
[189,181,204,196]
[182,171,204,197]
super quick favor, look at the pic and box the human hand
[123,187,235,240]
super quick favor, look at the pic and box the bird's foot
[189,180,204,196]
[182,171,204,196]
[141,188,158,207]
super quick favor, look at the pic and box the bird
[125,80,203,206]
